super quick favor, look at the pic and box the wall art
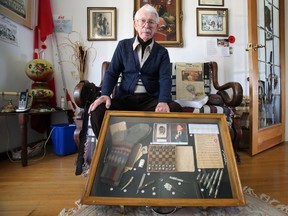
[87,7,117,41]
[199,0,224,6]
[134,0,183,47]
[0,0,33,29]
[196,8,228,37]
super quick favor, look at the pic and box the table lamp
[25,59,54,108]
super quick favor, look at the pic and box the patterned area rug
[59,186,288,216]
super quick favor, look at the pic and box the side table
[0,109,73,166]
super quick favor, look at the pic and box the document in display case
[81,111,245,207]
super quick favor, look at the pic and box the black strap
[74,81,100,175]
[75,102,89,175]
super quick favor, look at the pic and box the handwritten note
[194,134,224,169]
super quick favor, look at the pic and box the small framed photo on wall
[198,0,224,6]
[87,7,117,41]
[0,0,33,29]
[196,8,228,37]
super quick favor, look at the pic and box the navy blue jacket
[101,37,173,103]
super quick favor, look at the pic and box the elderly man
[89,4,182,138]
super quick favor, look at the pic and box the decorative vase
[28,82,54,102]
[25,59,54,82]
[25,59,55,108]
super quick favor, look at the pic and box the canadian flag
[34,0,54,59]
[34,0,56,107]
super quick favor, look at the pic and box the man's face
[134,10,158,42]
[177,125,183,131]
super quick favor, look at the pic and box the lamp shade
[25,59,54,82]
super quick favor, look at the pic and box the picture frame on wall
[134,0,183,47]
[198,0,224,6]
[196,8,228,37]
[0,0,33,29]
[87,7,117,41]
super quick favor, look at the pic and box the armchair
[73,61,243,175]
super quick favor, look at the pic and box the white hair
[134,4,159,24]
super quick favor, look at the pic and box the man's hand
[88,95,111,113]
[155,102,170,112]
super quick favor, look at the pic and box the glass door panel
[247,0,285,155]
[257,0,281,128]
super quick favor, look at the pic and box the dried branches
[60,31,96,80]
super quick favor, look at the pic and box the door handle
[246,43,265,51]
[254,44,265,50]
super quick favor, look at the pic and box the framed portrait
[196,8,228,37]
[134,0,183,47]
[87,7,117,41]
[198,0,224,6]
[0,0,33,29]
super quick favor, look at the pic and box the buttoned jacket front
[101,37,172,103]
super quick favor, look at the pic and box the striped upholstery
[171,63,234,127]
[171,74,176,100]
[182,105,234,128]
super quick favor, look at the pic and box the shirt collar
[133,37,154,51]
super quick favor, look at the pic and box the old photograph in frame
[196,8,228,37]
[0,0,33,29]
[152,123,188,144]
[199,0,224,6]
[134,0,183,47]
[81,111,245,208]
[87,7,117,41]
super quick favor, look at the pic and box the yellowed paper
[194,134,224,169]
[175,62,205,100]
[176,146,195,172]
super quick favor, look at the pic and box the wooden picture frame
[134,0,183,47]
[196,8,228,37]
[199,0,224,6]
[87,7,117,41]
[81,111,245,207]
[0,0,33,29]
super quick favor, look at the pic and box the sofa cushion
[182,105,234,128]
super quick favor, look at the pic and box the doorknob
[254,44,265,49]
[246,43,265,51]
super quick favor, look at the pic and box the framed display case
[81,111,245,207]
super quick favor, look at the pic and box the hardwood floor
[237,142,288,204]
[0,143,287,216]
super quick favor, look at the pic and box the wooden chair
[73,61,243,175]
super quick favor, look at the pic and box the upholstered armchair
[73,61,243,175]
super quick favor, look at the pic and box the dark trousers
[90,94,182,138]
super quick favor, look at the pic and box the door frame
[247,0,286,155]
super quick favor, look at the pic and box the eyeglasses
[136,19,157,26]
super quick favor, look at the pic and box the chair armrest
[210,62,243,107]
[73,80,101,108]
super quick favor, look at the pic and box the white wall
[0,14,36,152]
[49,0,249,99]
[1,0,287,153]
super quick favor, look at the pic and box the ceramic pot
[25,59,54,82]
[28,82,54,101]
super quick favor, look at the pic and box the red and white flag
[34,0,54,59]
[34,0,56,107]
